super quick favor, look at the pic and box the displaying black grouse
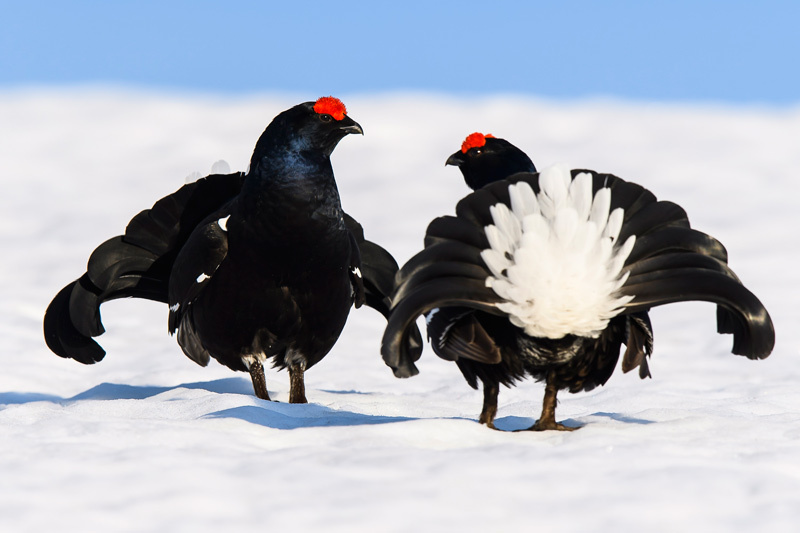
[432,133,654,429]
[44,97,419,403]
[382,133,775,431]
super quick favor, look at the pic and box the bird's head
[446,132,536,190]
[250,96,363,172]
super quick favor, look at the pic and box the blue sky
[2,0,798,105]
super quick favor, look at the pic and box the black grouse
[44,97,419,403]
[434,133,653,428]
[381,133,775,431]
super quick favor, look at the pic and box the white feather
[217,215,230,232]
[509,181,539,219]
[490,204,522,247]
[589,188,611,228]
[485,225,513,259]
[481,165,635,339]
[604,208,624,242]
[482,249,511,279]
[569,172,594,221]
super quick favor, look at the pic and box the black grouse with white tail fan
[430,133,654,428]
[44,97,420,402]
[382,136,774,431]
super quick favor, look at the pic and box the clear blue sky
[2,0,798,105]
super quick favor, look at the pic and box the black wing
[167,211,231,366]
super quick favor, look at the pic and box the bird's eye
[319,114,333,123]
[473,148,482,155]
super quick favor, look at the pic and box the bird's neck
[239,150,345,235]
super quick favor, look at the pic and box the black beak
[339,115,364,135]
[445,151,465,167]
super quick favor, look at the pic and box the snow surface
[1,89,799,532]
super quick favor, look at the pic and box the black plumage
[382,134,774,431]
[44,97,419,402]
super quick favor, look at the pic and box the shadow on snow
[205,404,413,429]
[0,382,654,430]
[0,377,252,405]
[0,377,416,429]
[492,411,654,431]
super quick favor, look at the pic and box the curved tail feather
[43,281,106,364]
[621,230,771,358]
[628,227,729,264]
[425,216,491,249]
[621,269,773,358]
[625,252,740,283]
[124,173,245,254]
[42,173,246,363]
[617,200,690,239]
[383,274,503,377]
[42,235,165,363]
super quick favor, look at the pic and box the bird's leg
[529,371,578,431]
[248,359,271,401]
[478,381,499,429]
[288,362,308,404]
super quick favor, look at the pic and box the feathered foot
[479,382,500,429]
[248,360,272,401]
[528,372,579,432]
[288,362,308,404]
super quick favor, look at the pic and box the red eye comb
[313,96,347,121]
[461,132,495,153]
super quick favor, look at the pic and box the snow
[1,89,799,532]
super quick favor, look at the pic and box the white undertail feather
[217,215,230,231]
[481,164,635,339]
